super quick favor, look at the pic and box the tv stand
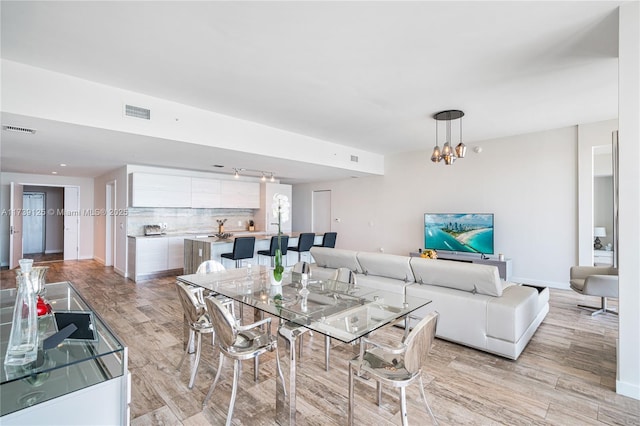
[410,252,512,281]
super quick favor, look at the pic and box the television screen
[424,213,494,254]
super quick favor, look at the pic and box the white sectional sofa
[310,247,549,360]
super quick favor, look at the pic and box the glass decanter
[4,259,39,367]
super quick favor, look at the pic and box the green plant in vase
[271,193,290,284]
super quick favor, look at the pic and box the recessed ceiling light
[51,171,58,175]
[60,163,67,167]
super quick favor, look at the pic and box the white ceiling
[0,1,620,183]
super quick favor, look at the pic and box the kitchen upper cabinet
[130,173,191,207]
[220,180,260,208]
[191,177,221,208]
[255,183,292,233]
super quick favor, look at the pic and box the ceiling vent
[124,104,151,120]
[350,155,359,163]
[3,125,37,134]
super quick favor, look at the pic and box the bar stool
[287,233,316,262]
[221,236,256,268]
[313,232,337,248]
[257,235,289,266]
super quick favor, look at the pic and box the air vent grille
[350,155,359,162]
[125,104,151,120]
[3,125,37,134]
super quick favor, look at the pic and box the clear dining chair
[196,260,236,320]
[278,264,356,371]
[202,295,286,426]
[175,281,215,389]
[348,311,439,426]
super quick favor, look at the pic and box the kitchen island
[183,232,323,273]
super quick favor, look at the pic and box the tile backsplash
[127,208,255,236]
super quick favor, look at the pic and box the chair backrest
[296,233,316,252]
[269,235,290,256]
[196,260,226,274]
[321,232,337,248]
[403,311,438,374]
[205,294,238,349]
[232,236,256,259]
[176,281,207,325]
[330,267,356,285]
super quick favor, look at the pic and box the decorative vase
[269,277,283,298]
[5,259,39,367]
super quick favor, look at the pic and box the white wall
[294,125,579,289]
[0,172,94,266]
[94,167,128,276]
[617,0,640,401]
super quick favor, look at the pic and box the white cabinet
[128,236,185,282]
[135,237,168,275]
[129,172,259,209]
[255,183,292,233]
[191,178,221,208]
[594,250,614,266]
[220,180,260,208]
[130,173,191,207]
[167,237,185,269]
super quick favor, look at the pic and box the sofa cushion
[310,247,362,273]
[356,252,415,283]
[409,257,503,297]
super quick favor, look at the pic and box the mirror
[593,145,614,265]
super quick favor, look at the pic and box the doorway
[23,192,46,255]
[9,183,77,268]
[22,186,65,263]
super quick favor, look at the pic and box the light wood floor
[2,260,638,425]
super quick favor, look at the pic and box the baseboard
[44,249,63,254]
[114,267,126,277]
[94,257,105,265]
[616,379,640,400]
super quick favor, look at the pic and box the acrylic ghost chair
[202,294,286,426]
[195,259,237,320]
[349,311,439,426]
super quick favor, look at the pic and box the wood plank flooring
[2,260,638,425]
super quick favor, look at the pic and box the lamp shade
[594,227,607,238]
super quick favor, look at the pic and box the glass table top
[178,266,431,344]
[0,281,125,385]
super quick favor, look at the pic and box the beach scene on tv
[424,213,494,254]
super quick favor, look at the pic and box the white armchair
[569,266,618,316]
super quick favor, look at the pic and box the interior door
[64,186,80,261]
[9,182,24,269]
[312,190,332,233]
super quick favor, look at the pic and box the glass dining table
[177,265,431,426]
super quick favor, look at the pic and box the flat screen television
[424,213,494,255]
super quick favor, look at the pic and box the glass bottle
[4,259,39,367]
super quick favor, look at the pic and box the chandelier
[431,110,466,165]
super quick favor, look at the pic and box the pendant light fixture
[431,110,465,165]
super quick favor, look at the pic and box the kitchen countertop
[128,231,318,241]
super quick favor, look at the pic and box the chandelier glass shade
[431,110,465,165]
